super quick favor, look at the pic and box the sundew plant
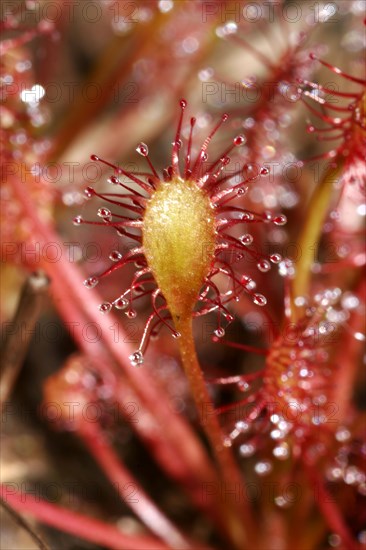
[1,2,365,550]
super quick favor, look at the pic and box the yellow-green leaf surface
[143,178,216,319]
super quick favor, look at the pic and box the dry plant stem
[0,495,50,550]
[291,162,342,320]
[78,421,193,550]
[304,465,359,550]
[0,484,168,550]
[175,314,256,550]
[0,271,49,407]
[10,175,230,535]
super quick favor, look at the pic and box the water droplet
[224,313,234,323]
[273,443,289,460]
[84,187,94,198]
[240,234,253,245]
[273,214,287,226]
[237,187,247,196]
[239,443,255,457]
[335,427,351,442]
[309,52,317,60]
[201,151,208,161]
[257,259,271,272]
[241,276,256,290]
[180,98,187,109]
[173,139,182,149]
[214,327,225,338]
[270,253,282,263]
[99,302,112,314]
[254,460,272,476]
[84,276,99,289]
[222,113,229,122]
[235,421,249,432]
[341,293,359,310]
[253,293,267,306]
[261,166,269,175]
[73,215,83,226]
[129,350,144,367]
[109,250,122,262]
[234,135,245,146]
[328,534,341,547]
[97,207,112,221]
[222,21,238,35]
[126,309,137,319]
[90,154,99,161]
[238,381,250,392]
[241,212,254,221]
[172,331,181,339]
[114,297,128,309]
[136,142,148,156]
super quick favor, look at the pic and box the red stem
[0,483,168,550]
[304,464,359,550]
[78,422,193,550]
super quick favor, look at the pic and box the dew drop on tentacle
[126,309,137,319]
[84,187,94,198]
[114,297,128,310]
[172,139,183,149]
[234,134,246,146]
[129,350,144,367]
[238,381,250,392]
[109,175,120,185]
[257,259,271,272]
[90,154,99,161]
[253,293,267,306]
[73,215,83,226]
[270,253,282,264]
[254,460,273,476]
[236,420,250,432]
[136,142,149,156]
[273,214,287,226]
[84,276,99,289]
[239,442,256,457]
[240,234,253,245]
[241,275,256,290]
[214,327,225,338]
[99,302,112,314]
[109,250,123,262]
[172,331,181,339]
[97,207,112,221]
